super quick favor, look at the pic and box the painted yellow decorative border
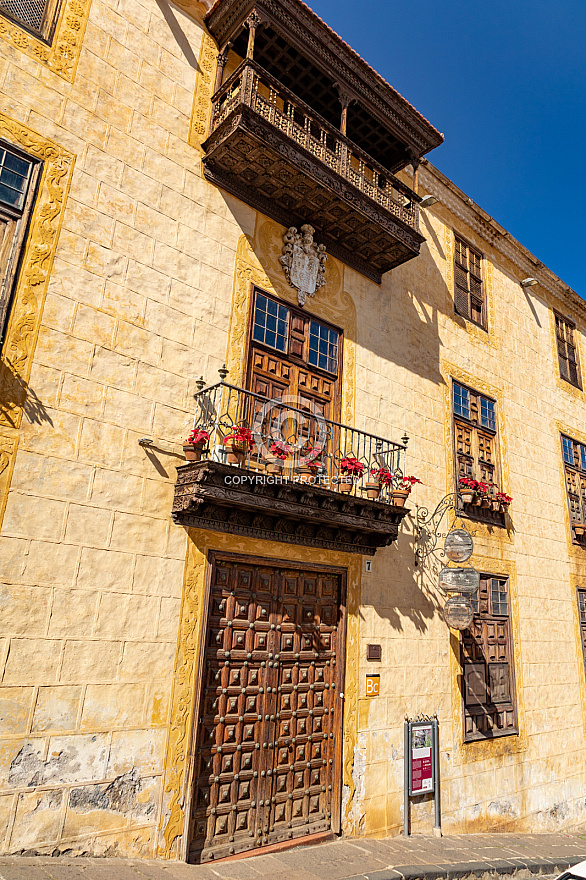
[188,30,218,152]
[448,555,527,764]
[158,529,361,858]
[0,0,91,82]
[445,227,497,350]
[0,114,75,528]
[226,219,356,423]
[440,360,513,543]
[548,309,586,404]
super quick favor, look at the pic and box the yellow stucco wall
[0,0,586,861]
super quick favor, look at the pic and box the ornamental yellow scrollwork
[0,115,75,431]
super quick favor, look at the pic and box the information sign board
[409,722,435,795]
[443,596,474,630]
[438,566,479,594]
[444,528,473,562]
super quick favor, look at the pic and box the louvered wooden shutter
[454,237,470,319]
[461,575,517,741]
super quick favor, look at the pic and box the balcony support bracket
[173,460,410,555]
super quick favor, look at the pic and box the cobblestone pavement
[2,832,586,880]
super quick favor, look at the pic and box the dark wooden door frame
[182,549,348,862]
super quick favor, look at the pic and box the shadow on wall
[361,519,444,635]
[157,0,203,70]
[0,360,53,428]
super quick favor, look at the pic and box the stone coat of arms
[280,224,327,306]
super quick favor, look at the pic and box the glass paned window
[580,444,586,472]
[563,436,575,466]
[0,148,33,212]
[252,293,288,353]
[491,578,508,615]
[453,382,470,420]
[480,398,495,431]
[308,319,338,374]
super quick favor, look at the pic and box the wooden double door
[188,554,346,863]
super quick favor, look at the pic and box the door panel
[189,557,345,863]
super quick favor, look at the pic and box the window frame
[452,380,505,526]
[453,233,487,330]
[561,433,586,542]
[0,0,62,44]
[461,573,518,743]
[248,288,342,380]
[555,312,582,390]
[0,141,41,347]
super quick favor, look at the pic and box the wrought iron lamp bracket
[414,493,473,566]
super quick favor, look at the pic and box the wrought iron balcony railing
[210,59,419,233]
[186,379,408,504]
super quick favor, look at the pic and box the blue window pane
[0,184,21,208]
[253,294,289,352]
[480,398,496,431]
[581,445,586,472]
[309,319,338,374]
[563,437,574,465]
[453,383,470,419]
[0,148,33,212]
[3,152,30,177]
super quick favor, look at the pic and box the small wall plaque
[365,674,380,696]
[367,644,382,661]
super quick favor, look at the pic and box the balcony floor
[202,106,424,284]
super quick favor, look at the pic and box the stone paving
[2,832,586,880]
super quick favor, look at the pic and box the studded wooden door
[188,553,346,863]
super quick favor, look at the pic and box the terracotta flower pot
[365,481,381,500]
[392,489,410,507]
[491,500,500,511]
[339,478,354,493]
[183,442,203,462]
[266,462,282,475]
[297,465,318,484]
[225,440,248,466]
[460,490,474,504]
[574,524,586,537]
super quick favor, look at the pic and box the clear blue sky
[308,0,586,296]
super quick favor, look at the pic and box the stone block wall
[0,0,585,859]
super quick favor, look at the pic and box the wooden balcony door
[244,290,341,448]
[188,554,346,863]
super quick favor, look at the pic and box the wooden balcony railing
[210,60,420,233]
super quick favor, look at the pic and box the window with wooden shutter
[555,314,582,389]
[453,380,499,477]
[577,590,586,677]
[561,434,586,540]
[461,575,517,742]
[454,235,486,329]
[0,144,39,346]
[0,0,61,41]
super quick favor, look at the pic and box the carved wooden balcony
[202,61,425,283]
[172,381,410,555]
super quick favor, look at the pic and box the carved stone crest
[280,224,327,306]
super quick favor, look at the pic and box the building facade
[0,0,586,863]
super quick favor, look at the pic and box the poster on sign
[409,722,434,795]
